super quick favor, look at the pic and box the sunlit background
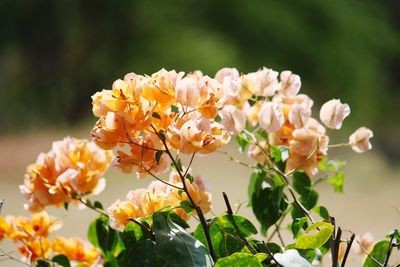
[1,1,399,266]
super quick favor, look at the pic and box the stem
[328,143,350,149]
[267,211,288,242]
[140,164,183,190]
[285,143,319,176]
[217,150,256,169]
[274,224,285,247]
[383,235,395,267]
[151,125,217,261]
[223,192,257,255]
[262,241,282,267]
[0,248,30,266]
[341,233,355,267]
[77,198,108,217]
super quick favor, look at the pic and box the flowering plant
[1,67,397,267]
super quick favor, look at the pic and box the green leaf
[313,206,330,220]
[214,114,222,122]
[293,171,312,196]
[214,252,263,267]
[118,239,164,267]
[270,145,289,163]
[193,214,257,259]
[363,240,390,267]
[252,186,288,235]
[295,221,334,249]
[329,172,345,193]
[155,150,163,165]
[236,132,253,153]
[152,112,161,119]
[186,173,194,183]
[291,217,308,238]
[169,212,190,229]
[318,157,346,172]
[52,254,71,267]
[94,200,104,210]
[88,219,99,247]
[300,190,318,210]
[94,216,120,255]
[180,200,194,214]
[63,202,69,211]
[152,212,213,267]
[171,105,179,113]
[247,169,265,207]
[121,222,145,248]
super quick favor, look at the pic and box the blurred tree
[0,0,399,156]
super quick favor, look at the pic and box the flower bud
[258,102,285,133]
[349,127,373,153]
[319,99,350,129]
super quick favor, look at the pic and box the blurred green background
[0,1,399,266]
[1,0,400,157]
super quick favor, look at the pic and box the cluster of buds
[107,170,211,231]
[20,137,113,212]
[0,212,99,265]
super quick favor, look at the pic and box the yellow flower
[18,238,51,262]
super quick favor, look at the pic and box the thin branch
[262,241,282,267]
[328,143,351,149]
[341,233,355,267]
[383,234,395,267]
[286,143,319,176]
[0,248,30,266]
[183,153,196,179]
[127,218,155,241]
[274,224,286,247]
[77,198,108,217]
[223,192,257,255]
[267,211,288,242]
[140,164,183,190]
[217,150,256,169]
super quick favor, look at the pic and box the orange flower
[0,216,10,241]
[112,133,170,179]
[52,236,100,265]
[20,137,113,212]
[18,238,51,262]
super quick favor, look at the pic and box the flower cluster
[107,170,211,231]
[210,67,372,176]
[91,69,231,178]
[20,137,113,212]
[0,212,99,265]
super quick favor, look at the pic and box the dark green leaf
[363,240,390,267]
[214,114,222,122]
[118,239,164,267]
[300,190,318,210]
[291,217,308,238]
[194,214,257,259]
[155,150,163,165]
[95,216,119,255]
[247,169,265,207]
[152,112,161,119]
[52,254,71,267]
[293,171,312,196]
[153,212,213,267]
[180,200,194,214]
[171,105,179,113]
[313,206,330,220]
[214,252,263,267]
[185,173,194,183]
[88,219,99,247]
[63,202,69,211]
[121,222,145,248]
[169,212,190,229]
[94,200,104,210]
[252,186,288,235]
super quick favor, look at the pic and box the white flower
[219,105,246,135]
[319,99,350,129]
[349,127,373,153]
[274,249,312,267]
[289,103,312,128]
[280,71,301,98]
[258,102,285,133]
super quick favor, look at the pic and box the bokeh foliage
[0,0,399,152]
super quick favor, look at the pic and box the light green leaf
[153,212,213,267]
[295,222,334,249]
[363,240,390,267]
[329,172,345,193]
[214,252,263,267]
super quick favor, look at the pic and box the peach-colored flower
[219,105,246,135]
[319,99,350,129]
[141,69,183,108]
[288,103,311,129]
[279,71,301,98]
[167,117,230,154]
[20,137,112,212]
[107,171,212,230]
[112,133,170,178]
[175,77,201,108]
[215,67,240,84]
[243,101,262,127]
[349,127,373,153]
[255,67,279,97]
[258,102,285,133]
[52,236,100,265]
